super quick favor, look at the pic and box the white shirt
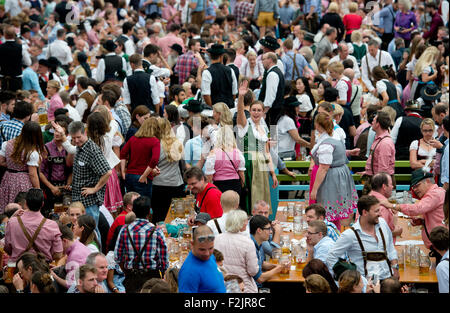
[277,115,297,153]
[47,39,73,65]
[239,58,265,79]
[201,65,238,96]
[122,69,160,110]
[0,143,39,166]
[263,65,280,109]
[206,212,229,236]
[335,76,352,104]
[311,132,334,165]
[5,0,27,17]
[95,53,128,83]
[65,104,81,122]
[103,119,121,168]
[436,250,449,293]
[349,83,362,117]
[123,35,136,55]
[361,49,396,91]
[329,54,361,79]
[75,89,91,119]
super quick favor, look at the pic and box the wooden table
[267,201,438,284]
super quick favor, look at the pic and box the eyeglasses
[192,226,215,242]
[306,231,319,236]
[422,129,434,133]
[262,227,272,231]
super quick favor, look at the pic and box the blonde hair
[68,201,86,214]
[47,80,61,90]
[349,2,358,13]
[225,209,248,233]
[327,61,344,75]
[213,102,233,126]
[398,0,412,11]
[305,274,332,293]
[245,50,257,59]
[327,2,339,13]
[318,57,330,74]
[94,104,112,124]
[157,117,183,162]
[414,46,440,77]
[420,118,435,130]
[220,190,240,212]
[381,106,396,127]
[135,116,159,138]
[351,30,362,43]
[232,40,244,51]
[332,103,344,118]
[214,125,237,151]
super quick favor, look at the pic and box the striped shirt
[114,219,168,272]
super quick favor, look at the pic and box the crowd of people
[0,0,448,294]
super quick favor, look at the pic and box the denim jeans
[125,174,153,198]
[85,204,101,248]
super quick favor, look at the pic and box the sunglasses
[192,226,215,242]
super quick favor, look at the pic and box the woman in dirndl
[236,80,278,215]
[309,113,358,231]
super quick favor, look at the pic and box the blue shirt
[304,0,321,16]
[441,139,449,185]
[326,217,397,280]
[0,118,24,146]
[205,3,216,24]
[262,233,281,257]
[313,236,335,264]
[192,0,206,12]
[0,113,10,123]
[378,4,396,34]
[251,234,265,288]
[178,252,226,293]
[22,67,46,101]
[325,220,340,242]
[184,135,203,167]
[436,250,449,293]
[279,5,295,25]
[281,51,309,81]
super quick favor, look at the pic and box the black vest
[379,80,405,119]
[395,114,422,160]
[104,54,123,81]
[142,59,153,75]
[228,64,240,83]
[126,70,154,112]
[0,41,23,76]
[208,63,234,108]
[258,66,285,109]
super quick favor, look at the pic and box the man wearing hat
[95,40,128,83]
[194,212,212,226]
[258,36,285,74]
[178,99,203,144]
[252,0,280,40]
[391,100,424,160]
[420,83,442,118]
[259,52,285,126]
[382,169,446,262]
[201,43,237,108]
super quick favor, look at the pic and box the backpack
[354,126,371,160]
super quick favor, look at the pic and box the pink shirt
[206,149,245,182]
[65,240,91,285]
[400,184,446,248]
[369,190,398,243]
[214,232,259,293]
[365,130,395,175]
[354,121,370,146]
[4,210,63,262]
[157,33,185,59]
[48,93,65,121]
[87,29,100,47]
[162,5,181,29]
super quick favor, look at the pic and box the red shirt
[343,14,363,35]
[195,183,223,219]
[106,211,127,249]
[120,136,161,176]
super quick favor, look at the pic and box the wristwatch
[392,204,397,210]
[392,264,399,270]
[16,289,24,293]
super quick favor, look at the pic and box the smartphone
[372,273,379,285]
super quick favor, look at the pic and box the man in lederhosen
[201,43,237,109]
[95,40,128,84]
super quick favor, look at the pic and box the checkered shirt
[71,138,111,207]
[114,219,168,272]
[113,103,131,136]
[234,2,255,25]
[325,219,341,242]
[174,51,199,84]
[0,118,24,146]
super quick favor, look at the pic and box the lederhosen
[41,145,69,216]
[351,226,394,278]
[362,135,396,195]
[213,219,222,234]
[287,52,301,81]
[17,216,48,259]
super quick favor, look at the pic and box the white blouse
[409,140,436,159]
[311,132,334,165]
[0,142,39,166]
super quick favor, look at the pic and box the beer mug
[281,235,291,255]
[405,244,411,265]
[169,243,180,263]
[271,248,282,264]
[182,226,192,240]
[293,216,302,236]
[410,245,419,268]
[175,201,185,218]
[397,247,405,269]
[5,261,16,284]
[286,205,294,223]
[419,250,431,275]
[279,255,291,276]
[294,203,302,217]
[54,203,64,214]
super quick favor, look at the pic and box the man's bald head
[192,225,214,242]
[4,203,22,216]
[220,190,240,212]
[343,68,355,80]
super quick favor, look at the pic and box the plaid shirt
[113,103,131,136]
[71,138,111,207]
[325,219,340,242]
[234,1,255,25]
[114,219,168,272]
[174,51,199,84]
[0,118,24,146]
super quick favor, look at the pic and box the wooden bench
[269,161,412,219]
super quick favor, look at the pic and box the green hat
[410,169,434,188]
[332,258,357,281]
[183,100,203,113]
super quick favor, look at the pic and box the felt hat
[303,31,315,43]
[183,99,203,113]
[259,36,280,50]
[207,43,226,55]
[420,83,442,101]
[283,96,301,107]
[103,39,117,52]
[410,169,434,188]
[170,43,183,55]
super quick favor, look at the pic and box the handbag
[222,149,248,195]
